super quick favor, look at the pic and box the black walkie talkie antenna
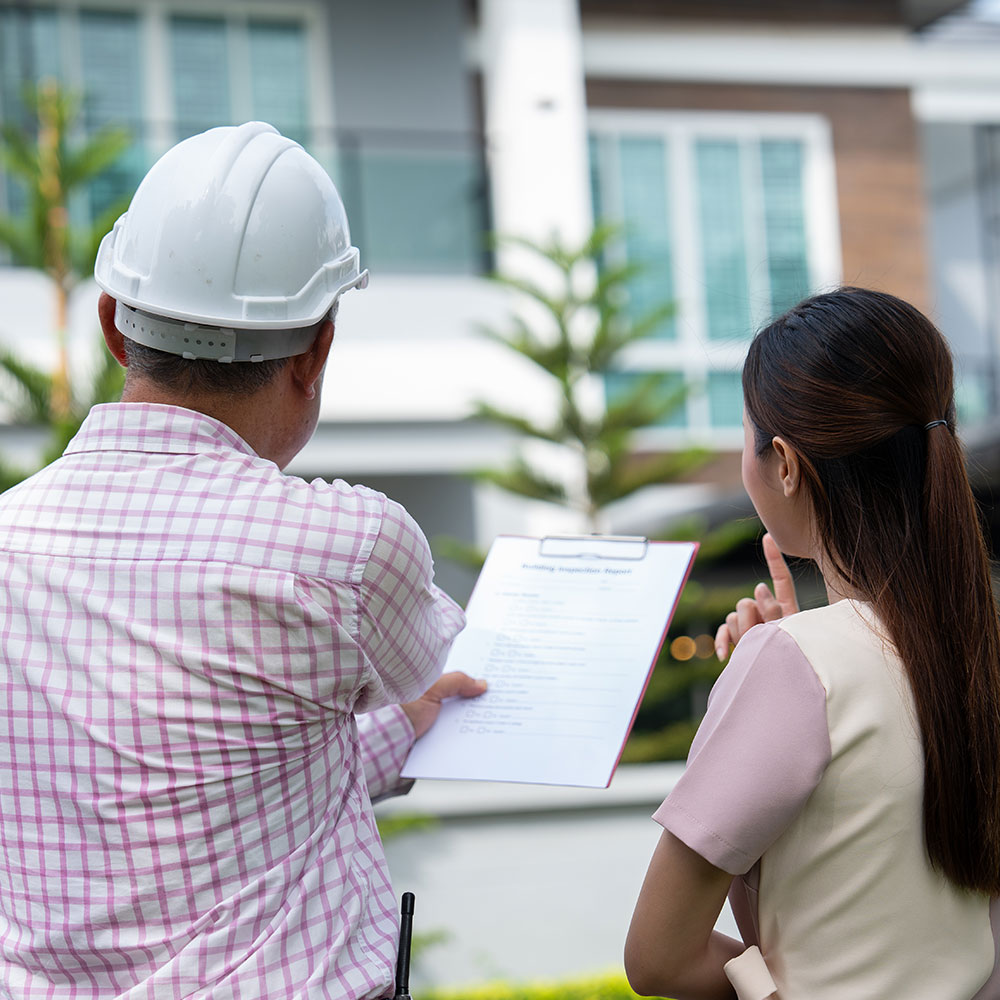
[394,891,415,998]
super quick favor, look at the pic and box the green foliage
[620,719,703,764]
[0,79,130,485]
[436,226,761,760]
[471,225,703,531]
[423,969,670,999]
[0,345,125,484]
[0,80,130,287]
[621,514,761,761]
[376,812,439,841]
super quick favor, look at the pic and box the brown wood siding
[466,1,965,28]
[581,1,910,26]
[586,79,931,313]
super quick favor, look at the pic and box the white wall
[375,763,740,990]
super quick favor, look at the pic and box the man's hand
[714,533,799,661]
[402,672,487,739]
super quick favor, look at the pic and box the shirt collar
[64,403,259,458]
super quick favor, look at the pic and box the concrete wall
[921,120,996,422]
[324,0,474,135]
[375,762,741,990]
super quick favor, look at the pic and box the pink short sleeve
[654,621,831,875]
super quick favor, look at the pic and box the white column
[479,0,593,275]
[143,2,174,159]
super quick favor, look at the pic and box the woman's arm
[625,830,742,1000]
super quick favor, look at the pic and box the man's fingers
[762,533,799,614]
[423,671,487,703]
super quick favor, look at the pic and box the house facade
[3,1,1000,987]
[2,0,1000,598]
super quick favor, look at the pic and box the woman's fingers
[715,621,733,663]
[716,599,763,661]
[753,581,783,621]
[736,597,763,637]
[714,535,800,661]
[762,533,799,616]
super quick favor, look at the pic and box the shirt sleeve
[654,621,831,875]
[354,497,466,713]
[357,704,417,803]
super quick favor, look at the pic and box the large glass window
[79,10,144,221]
[170,17,230,140]
[169,15,309,143]
[0,7,146,226]
[589,111,839,439]
[0,6,312,237]
[248,20,309,142]
[0,3,486,276]
[696,139,751,343]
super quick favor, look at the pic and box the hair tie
[924,419,948,430]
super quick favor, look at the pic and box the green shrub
[421,969,670,999]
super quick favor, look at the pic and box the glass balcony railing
[324,130,491,277]
[1,120,492,279]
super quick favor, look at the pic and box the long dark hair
[743,286,1000,895]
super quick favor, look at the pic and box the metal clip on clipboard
[537,534,649,561]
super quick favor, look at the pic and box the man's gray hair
[120,302,338,397]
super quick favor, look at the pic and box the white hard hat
[94,121,368,362]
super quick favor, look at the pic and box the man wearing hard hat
[0,122,481,998]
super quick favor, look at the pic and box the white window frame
[589,108,842,448]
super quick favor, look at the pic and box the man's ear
[289,320,334,401]
[770,436,802,497]
[98,293,127,366]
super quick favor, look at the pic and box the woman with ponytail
[624,287,1000,1000]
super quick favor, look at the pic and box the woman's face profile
[741,410,815,561]
[741,411,779,531]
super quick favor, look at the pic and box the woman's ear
[770,437,802,497]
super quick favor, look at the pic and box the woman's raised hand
[714,533,799,661]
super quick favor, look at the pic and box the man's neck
[119,378,289,466]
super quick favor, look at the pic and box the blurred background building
[3,0,1000,599]
[2,0,1000,989]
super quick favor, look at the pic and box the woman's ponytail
[744,287,1000,895]
[917,418,1000,891]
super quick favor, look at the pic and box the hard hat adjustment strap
[114,301,318,363]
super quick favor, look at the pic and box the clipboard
[401,533,698,788]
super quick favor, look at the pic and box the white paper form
[402,535,698,788]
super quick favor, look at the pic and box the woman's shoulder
[772,600,910,737]
[773,600,887,666]
[722,601,892,711]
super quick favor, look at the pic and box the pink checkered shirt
[0,403,465,999]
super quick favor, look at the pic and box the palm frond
[61,126,131,189]
[471,402,562,444]
[475,318,572,379]
[86,348,126,407]
[0,352,53,422]
[0,125,40,181]
[0,217,44,269]
[601,371,690,434]
[589,446,710,508]
[473,457,568,505]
